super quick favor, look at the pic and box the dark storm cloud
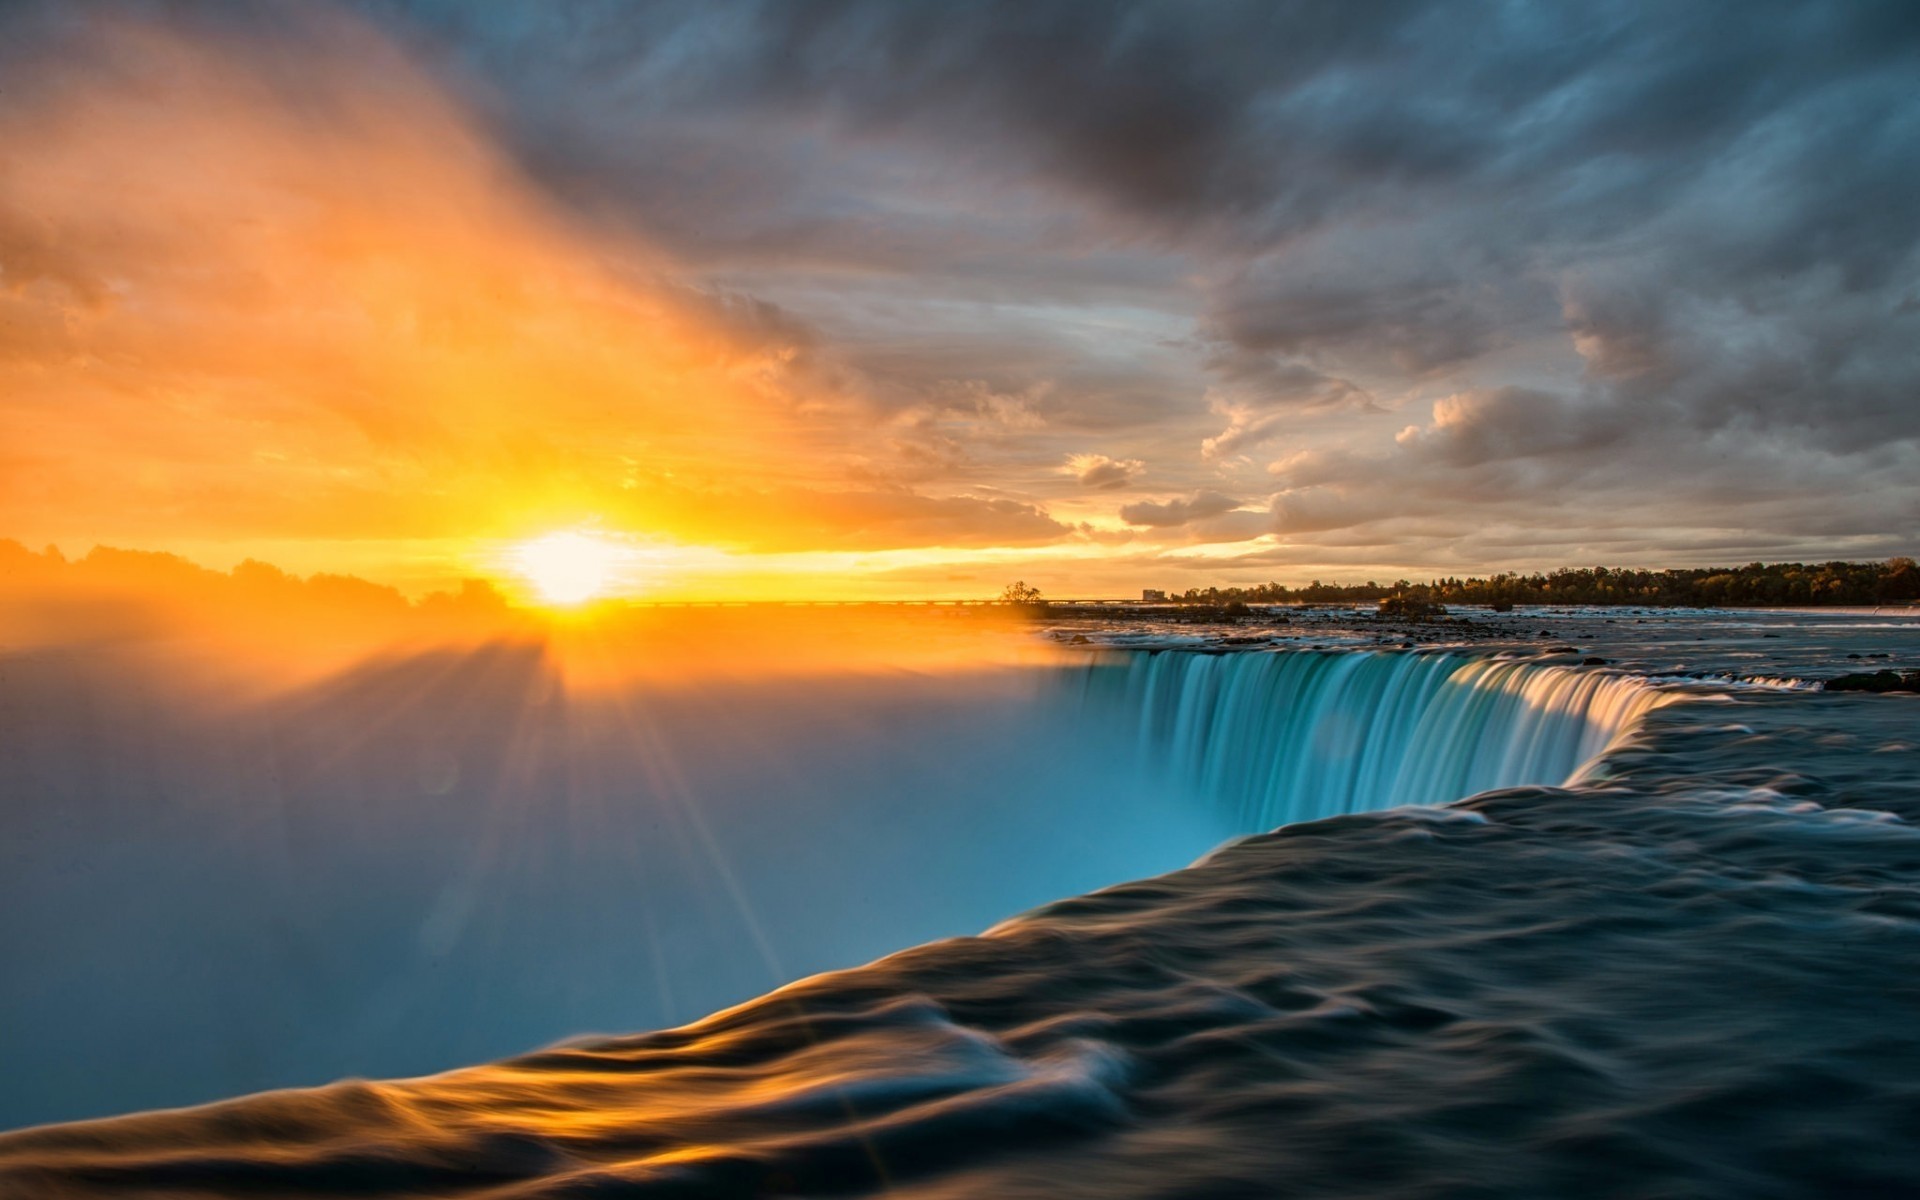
[1207,274,1502,378]
[367,0,1427,238]
[370,2,1917,244]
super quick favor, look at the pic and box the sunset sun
[511,531,626,606]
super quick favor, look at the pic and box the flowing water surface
[3,610,1917,1197]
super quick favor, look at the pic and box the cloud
[1064,453,1145,489]
[1194,352,1369,460]
[1395,388,1629,467]
[5,0,1920,586]
[0,3,1099,562]
[0,7,777,541]
[368,0,1920,575]
[633,484,1072,552]
[1203,241,1512,376]
[1269,488,1395,536]
[1119,490,1244,528]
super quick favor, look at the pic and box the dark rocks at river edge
[1375,596,1447,620]
[1825,669,1920,693]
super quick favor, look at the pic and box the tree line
[1161,558,1920,608]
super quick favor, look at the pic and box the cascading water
[1,639,1674,1129]
[1064,648,1671,830]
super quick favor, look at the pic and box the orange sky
[4,4,1915,602]
[0,10,1100,600]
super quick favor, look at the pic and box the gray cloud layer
[16,0,1920,576]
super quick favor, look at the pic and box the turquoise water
[4,613,1919,1196]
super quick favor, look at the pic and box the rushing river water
[3,609,1918,1197]
[1071,649,1669,825]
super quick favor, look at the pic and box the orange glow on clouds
[3,7,1063,597]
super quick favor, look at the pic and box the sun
[510,531,626,606]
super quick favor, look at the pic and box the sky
[2,0,1917,599]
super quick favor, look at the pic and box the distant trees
[0,538,518,638]
[1886,557,1920,602]
[1165,559,1920,609]
[999,580,1045,605]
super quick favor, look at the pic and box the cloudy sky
[2,1,1916,597]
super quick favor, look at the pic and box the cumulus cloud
[1064,453,1145,489]
[1267,488,1403,536]
[1194,352,1369,461]
[1120,490,1244,528]
[1394,388,1629,467]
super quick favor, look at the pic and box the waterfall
[1066,649,1670,831]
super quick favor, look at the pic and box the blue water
[3,611,1919,1197]
[3,642,1657,1131]
[1069,649,1666,826]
